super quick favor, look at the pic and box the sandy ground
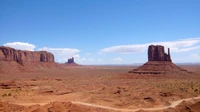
[0,65,200,112]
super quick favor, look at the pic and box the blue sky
[1,0,200,64]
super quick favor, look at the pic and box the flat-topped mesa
[0,46,55,65]
[148,45,172,62]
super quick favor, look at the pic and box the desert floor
[0,65,200,112]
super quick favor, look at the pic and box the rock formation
[0,46,54,65]
[148,45,171,62]
[67,57,74,64]
[64,57,79,66]
[129,45,188,74]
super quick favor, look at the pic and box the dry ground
[0,65,200,112]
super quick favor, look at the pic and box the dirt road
[14,96,200,112]
[72,96,200,112]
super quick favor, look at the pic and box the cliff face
[0,46,54,65]
[148,45,172,62]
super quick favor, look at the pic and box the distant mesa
[129,45,188,74]
[0,46,55,65]
[64,57,79,66]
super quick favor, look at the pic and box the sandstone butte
[148,45,172,62]
[64,57,79,66]
[130,45,188,74]
[0,46,58,70]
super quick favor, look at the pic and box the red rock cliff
[148,45,171,62]
[0,46,54,65]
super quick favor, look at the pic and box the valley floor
[0,65,200,112]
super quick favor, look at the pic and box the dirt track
[72,96,200,112]
[14,96,200,112]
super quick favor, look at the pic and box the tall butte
[129,45,187,74]
[148,45,171,62]
[64,57,79,66]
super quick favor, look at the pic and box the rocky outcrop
[129,45,188,74]
[67,57,74,64]
[64,57,79,66]
[148,45,171,62]
[0,46,55,65]
[130,61,187,74]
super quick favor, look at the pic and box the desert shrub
[15,89,20,92]
[8,93,12,96]
[2,93,7,97]
[2,93,12,97]
[191,86,194,90]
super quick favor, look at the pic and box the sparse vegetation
[8,93,12,96]
[0,65,200,111]
[2,93,12,97]
[2,93,7,97]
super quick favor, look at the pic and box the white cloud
[100,38,200,54]
[98,59,102,62]
[89,58,95,62]
[98,51,103,55]
[101,44,147,54]
[38,47,80,63]
[76,57,86,62]
[190,54,200,60]
[3,42,36,51]
[176,46,200,52]
[113,57,123,62]
[73,54,80,58]
[81,58,86,61]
